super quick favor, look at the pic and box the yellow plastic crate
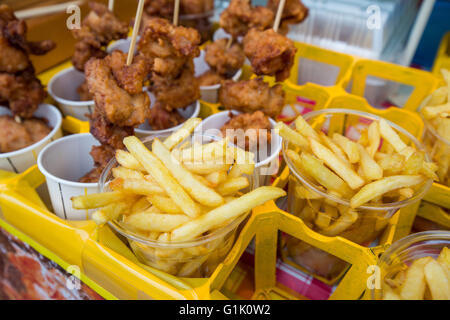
[0,40,442,300]
[432,32,450,76]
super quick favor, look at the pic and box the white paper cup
[196,110,282,185]
[213,28,243,43]
[0,104,63,173]
[37,133,100,220]
[134,91,201,138]
[48,67,95,121]
[194,50,242,103]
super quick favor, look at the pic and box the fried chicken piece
[151,64,200,109]
[138,17,200,78]
[144,0,174,18]
[0,72,46,118]
[197,70,224,86]
[0,5,55,73]
[243,28,296,82]
[204,39,245,77]
[148,101,185,130]
[79,144,115,183]
[77,80,93,101]
[221,111,272,151]
[219,78,284,118]
[85,58,150,127]
[267,0,308,34]
[180,0,214,14]
[219,0,274,38]
[72,2,128,71]
[106,50,151,95]
[88,110,134,150]
[0,116,51,153]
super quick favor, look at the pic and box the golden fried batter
[243,28,296,82]
[79,144,116,183]
[267,0,308,34]
[181,0,214,14]
[0,116,51,153]
[144,0,174,18]
[197,70,224,86]
[88,110,133,150]
[148,101,186,130]
[204,39,245,77]
[138,17,201,78]
[0,36,29,73]
[77,80,93,101]
[221,111,272,150]
[219,78,284,118]
[151,63,200,109]
[219,0,274,38]
[85,57,150,127]
[72,2,128,71]
[0,72,46,118]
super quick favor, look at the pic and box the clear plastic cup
[281,108,433,283]
[419,100,450,187]
[372,231,450,300]
[99,134,258,278]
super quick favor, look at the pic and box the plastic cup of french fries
[419,69,450,186]
[0,104,63,173]
[373,231,450,300]
[71,119,286,277]
[279,108,436,282]
[37,133,100,220]
[194,50,242,103]
[47,67,95,121]
[197,110,282,186]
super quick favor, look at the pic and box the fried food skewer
[127,0,145,66]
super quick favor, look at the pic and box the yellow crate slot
[417,201,450,229]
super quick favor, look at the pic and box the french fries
[383,247,450,300]
[71,121,286,278]
[282,111,438,281]
[420,69,450,186]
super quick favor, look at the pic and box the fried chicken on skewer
[85,52,151,128]
[151,62,200,110]
[197,70,225,86]
[221,111,272,150]
[219,78,285,119]
[204,38,245,77]
[267,0,309,35]
[72,2,128,72]
[243,28,297,82]
[148,101,185,130]
[0,116,50,153]
[138,17,201,78]
[219,0,274,38]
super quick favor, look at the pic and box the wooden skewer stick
[173,0,180,26]
[226,37,233,50]
[108,0,115,11]
[15,0,85,20]
[127,0,145,66]
[14,116,22,124]
[273,0,286,33]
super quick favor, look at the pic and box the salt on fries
[420,69,450,185]
[71,118,285,277]
[383,247,450,300]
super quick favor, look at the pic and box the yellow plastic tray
[0,40,442,300]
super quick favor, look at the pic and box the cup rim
[418,95,450,146]
[37,133,98,188]
[199,68,242,90]
[47,66,95,106]
[378,230,450,267]
[198,110,282,168]
[0,104,63,158]
[101,133,257,247]
[135,100,201,135]
[282,108,434,211]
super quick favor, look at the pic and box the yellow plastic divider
[432,32,450,76]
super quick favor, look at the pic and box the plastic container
[281,108,433,283]
[197,110,282,185]
[37,133,99,220]
[194,50,242,103]
[99,133,258,277]
[0,104,63,173]
[372,231,450,300]
[47,67,95,121]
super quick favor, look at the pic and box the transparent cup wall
[422,122,450,187]
[281,109,432,282]
[372,231,450,300]
[101,134,257,278]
